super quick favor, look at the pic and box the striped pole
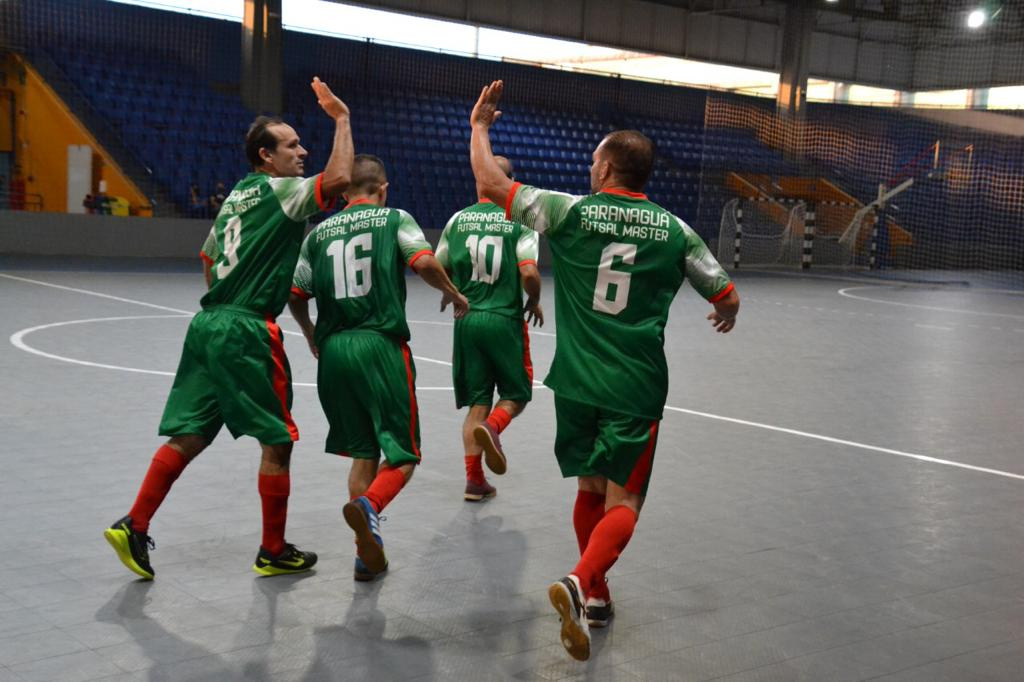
[802,202,815,270]
[869,212,879,270]
[744,197,857,208]
[733,204,743,268]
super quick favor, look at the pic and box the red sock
[573,491,609,599]
[573,491,606,554]
[465,454,485,484]
[572,505,637,598]
[128,445,189,533]
[258,473,290,556]
[485,407,512,434]
[364,465,408,513]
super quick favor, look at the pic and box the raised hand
[470,80,504,129]
[311,76,350,120]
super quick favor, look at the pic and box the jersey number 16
[327,233,373,299]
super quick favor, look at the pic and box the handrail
[0,189,44,211]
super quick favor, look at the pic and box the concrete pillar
[241,0,282,114]
[777,0,814,119]
[971,88,989,109]
[777,0,815,163]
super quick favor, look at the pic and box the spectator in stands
[188,182,206,218]
[82,193,94,214]
[208,181,227,216]
[93,187,111,215]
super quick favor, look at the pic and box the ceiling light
[967,9,987,28]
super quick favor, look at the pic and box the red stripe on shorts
[265,317,299,441]
[400,342,422,460]
[624,421,659,494]
[522,321,534,382]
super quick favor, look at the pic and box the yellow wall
[2,53,150,215]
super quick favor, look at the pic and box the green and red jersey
[506,183,733,420]
[200,172,333,317]
[435,199,538,319]
[291,199,432,347]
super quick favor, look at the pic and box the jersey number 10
[327,233,373,299]
[466,235,503,284]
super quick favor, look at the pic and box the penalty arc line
[837,285,1024,320]
[5,273,1022,481]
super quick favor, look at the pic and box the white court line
[663,406,1024,481]
[0,273,194,315]
[6,273,1022,481]
[10,315,457,389]
[277,326,455,368]
[914,324,952,331]
[838,285,1024,320]
[10,315,185,376]
[408,318,557,338]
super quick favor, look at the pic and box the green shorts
[553,393,660,496]
[159,306,298,445]
[452,310,533,408]
[317,331,421,466]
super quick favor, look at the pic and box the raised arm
[311,77,354,200]
[470,81,515,206]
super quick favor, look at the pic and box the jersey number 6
[327,233,373,299]
[592,242,636,315]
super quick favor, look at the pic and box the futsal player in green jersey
[470,81,740,660]
[289,154,469,581]
[436,156,543,502]
[103,77,354,580]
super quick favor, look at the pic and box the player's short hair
[245,116,285,168]
[601,130,655,191]
[350,154,387,195]
[494,155,515,180]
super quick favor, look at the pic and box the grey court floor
[1,260,1023,681]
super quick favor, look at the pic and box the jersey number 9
[216,216,243,280]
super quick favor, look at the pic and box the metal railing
[0,189,43,211]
